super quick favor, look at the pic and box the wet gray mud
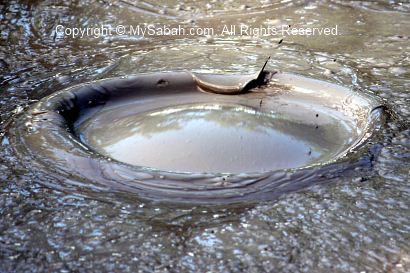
[7,70,383,203]
[1,1,410,272]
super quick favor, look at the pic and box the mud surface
[80,102,347,173]
[1,0,410,272]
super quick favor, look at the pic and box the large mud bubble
[7,71,385,204]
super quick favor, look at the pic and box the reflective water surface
[79,103,352,173]
[1,0,410,272]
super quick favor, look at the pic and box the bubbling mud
[8,71,384,204]
[79,103,353,173]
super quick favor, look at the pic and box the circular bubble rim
[8,71,384,204]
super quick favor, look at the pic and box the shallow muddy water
[1,0,410,272]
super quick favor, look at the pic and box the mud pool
[1,0,410,272]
